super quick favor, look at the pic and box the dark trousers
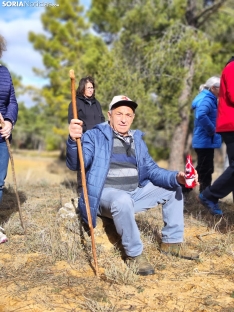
[203,132,234,202]
[195,148,214,193]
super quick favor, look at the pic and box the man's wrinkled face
[108,105,135,136]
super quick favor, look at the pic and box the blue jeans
[98,182,184,257]
[0,142,9,203]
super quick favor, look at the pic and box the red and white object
[185,154,196,188]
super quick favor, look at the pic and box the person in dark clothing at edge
[199,56,234,215]
[0,34,18,244]
[68,76,105,193]
[0,34,18,204]
[66,95,200,276]
[68,76,105,131]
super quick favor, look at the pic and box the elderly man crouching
[66,95,199,276]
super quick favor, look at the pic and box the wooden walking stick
[0,114,25,232]
[69,70,99,276]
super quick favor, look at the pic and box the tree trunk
[168,0,226,171]
[168,50,194,171]
[168,0,198,171]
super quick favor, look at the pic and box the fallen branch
[196,231,216,241]
[196,216,223,241]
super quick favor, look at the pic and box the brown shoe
[126,254,155,276]
[160,243,199,260]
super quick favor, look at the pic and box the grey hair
[199,76,220,92]
[0,35,7,58]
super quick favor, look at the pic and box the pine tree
[29,0,107,141]
[89,0,231,168]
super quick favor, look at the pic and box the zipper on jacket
[96,129,113,214]
[133,131,142,188]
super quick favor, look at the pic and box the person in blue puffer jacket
[192,76,221,193]
[0,35,18,204]
[67,95,200,276]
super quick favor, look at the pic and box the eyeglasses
[85,87,94,90]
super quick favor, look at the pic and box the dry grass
[0,151,234,311]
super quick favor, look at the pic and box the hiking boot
[126,254,155,276]
[199,193,223,216]
[160,243,199,260]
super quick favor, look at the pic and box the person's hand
[176,170,199,186]
[176,171,186,185]
[0,114,13,139]
[69,119,83,141]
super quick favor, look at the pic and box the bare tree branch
[197,0,228,27]
[186,0,227,27]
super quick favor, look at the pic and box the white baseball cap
[109,95,138,111]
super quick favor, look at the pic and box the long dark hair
[76,76,96,97]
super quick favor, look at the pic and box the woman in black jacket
[68,76,105,194]
[68,76,105,132]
